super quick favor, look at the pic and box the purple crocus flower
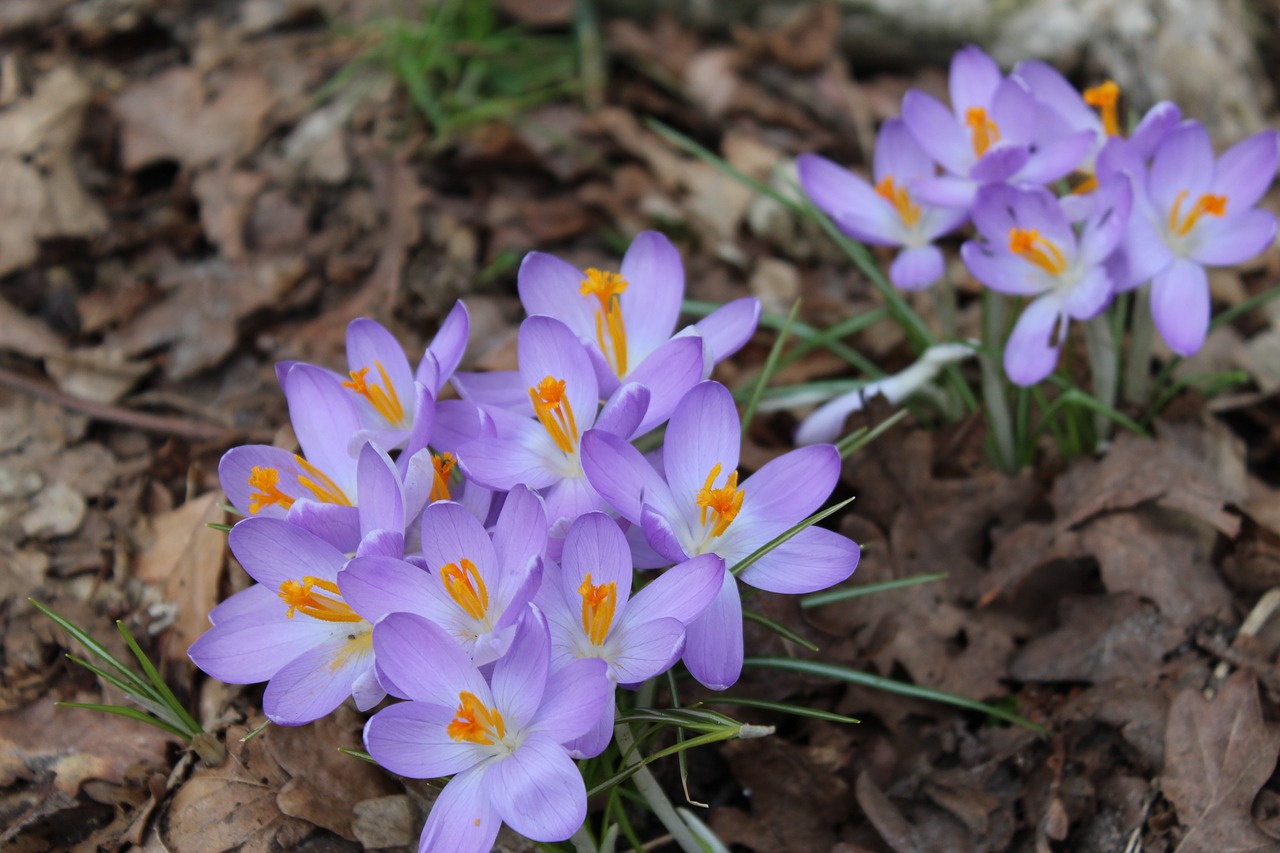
[364,610,610,853]
[1110,121,1278,355]
[341,485,548,667]
[798,119,968,290]
[188,517,378,725]
[902,45,1092,209]
[580,380,859,689]
[535,512,726,757]
[962,179,1131,385]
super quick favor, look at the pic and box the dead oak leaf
[1162,670,1280,853]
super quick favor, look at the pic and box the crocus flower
[1109,121,1278,355]
[340,485,548,667]
[456,316,654,539]
[581,380,860,689]
[798,119,969,290]
[902,45,1093,209]
[962,178,1132,385]
[535,512,726,757]
[364,610,611,853]
[188,517,379,724]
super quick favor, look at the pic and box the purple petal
[797,153,902,245]
[398,383,436,466]
[208,582,278,625]
[228,517,347,589]
[363,699,479,778]
[489,736,587,842]
[737,444,839,528]
[339,556,440,625]
[528,657,612,744]
[1128,101,1181,159]
[1077,176,1133,265]
[491,484,549,578]
[623,553,725,627]
[372,612,489,704]
[357,443,404,540]
[912,175,978,209]
[969,141,1030,183]
[355,528,404,558]
[263,632,373,725]
[490,609,550,730]
[518,316,599,428]
[641,504,693,564]
[988,76,1038,144]
[610,616,686,684]
[626,522,674,569]
[595,382,650,439]
[619,231,685,365]
[1108,202,1175,290]
[1014,60,1098,136]
[281,364,361,490]
[682,571,743,690]
[972,183,1072,246]
[580,428,679,525]
[417,768,501,853]
[218,445,302,519]
[901,90,972,176]
[352,666,386,711]
[624,337,706,435]
[562,512,635,607]
[283,500,360,553]
[1015,129,1094,186]
[189,612,339,683]
[1212,130,1279,211]
[432,399,496,455]
[450,370,528,411]
[423,300,470,391]
[1062,265,1115,321]
[561,693,615,760]
[949,45,1002,114]
[738,526,859,594]
[960,241,1045,296]
[541,476,606,534]
[1150,121,1215,213]
[1004,295,1067,386]
[794,387,871,446]
[1191,209,1277,266]
[421,501,498,579]
[889,245,945,290]
[517,252,597,343]
[663,381,741,519]
[692,297,761,365]
[457,428,561,491]
[1151,259,1210,356]
[346,318,415,429]
[873,117,936,183]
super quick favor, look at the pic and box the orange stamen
[1168,190,1227,237]
[580,269,629,377]
[441,558,488,621]
[248,466,295,514]
[696,463,745,539]
[965,106,1000,157]
[343,362,406,426]
[294,455,353,506]
[1009,228,1068,275]
[430,452,456,503]
[578,573,618,647]
[278,576,361,622]
[529,376,579,455]
[1083,81,1121,137]
[447,691,507,745]
[874,177,922,227]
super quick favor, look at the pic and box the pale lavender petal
[641,504,693,564]
[960,241,1045,296]
[610,617,685,684]
[1013,129,1094,186]
[489,736,588,841]
[218,445,300,519]
[1014,60,1098,135]
[873,117,935,183]
[1004,295,1067,386]
[1062,265,1114,321]
[969,142,1030,183]
[1151,258,1210,356]
[623,553,725,626]
[912,175,977,209]
[355,528,404,558]
[339,556,438,624]
[972,183,1071,246]
[1191,209,1277,266]
[542,476,605,534]
[794,387,870,446]
[528,657,611,744]
[663,380,740,518]
[988,76,1038,143]
[692,297,761,364]
[580,429,679,525]
[737,526,859,594]
[889,245,945,291]
[562,512,635,607]
[624,336,706,435]
[901,90,972,175]
[626,522,674,569]
[949,44,1002,114]
[737,444,839,528]
[1150,121,1214,212]
[457,430,560,492]
[1128,101,1181,159]
[491,484,549,579]
[229,517,347,589]
[357,443,403,540]
[346,318,415,428]
[263,632,373,725]
[595,382,650,439]
[351,666,386,711]
[432,399,496,455]
[363,699,478,778]
[208,582,278,625]
[919,201,970,241]
[1109,205,1174,290]
[189,614,339,683]
[683,571,743,690]
[517,252,596,342]
[372,612,490,704]
[619,231,685,364]
[421,501,498,578]
[284,501,360,553]
[561,693,615,760]
[282,364,361,488]
[450,370,528,411]
[490,608,550,730]
[422,300,470,391]
[518,316,599,428]
[1077,176,1133,265]
[797,153,902,245]
[398,384,436,467]
[1211,130,1279,210]
[417,768,500,853]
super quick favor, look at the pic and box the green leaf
[740,299,800,437]
[743,657,1047,733]
[741,608,818,652]
[30,600,150,693]
[694,696,859,724]
[116,621,203,737]
[63,654,178,725]
[730,496,856,577]
[56,702,191,739]
[800,572,948,609]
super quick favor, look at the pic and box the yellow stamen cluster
[580,268,629,377]
[1168,190,1227,237]
[1009,228,1068,275]
[295,455,354,506]
[965,106,1000,158]
[578,573,618,647]
[529,376,579,455]
[874,177,922,227]
[441,558,489,621]
[430,452,456,503]
[447,691,507,745]
[1083,81,1121,137]
[278,576,361,622]
[248,466,295,514]
[343,362,406,426]
[696,463,745,539]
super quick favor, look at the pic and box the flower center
[447,691,507,745]
[441,558,489,621]
[1083,80,1121,137]
[247,457,352,514]
[278,576,361,622]
[874,177,922,227]
[965,106,1000,158]
[430,452,456,502]
[580,268,629,377]
[529,376,580,455]
[578,573,618,647]
[343,361,406,427]
[1168,190,1227,237]
[1009,228,1068,275]
[696,463,744,539]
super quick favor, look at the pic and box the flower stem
[613,722,705,853]
[1123,286,1155,404]
[932,270,958,340]
[980,291,1018,473]
[1083,313,1118,447]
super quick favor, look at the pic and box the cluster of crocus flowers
[191,231,860,852]
[799,44,1278,387]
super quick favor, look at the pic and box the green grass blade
[116,621,203,736]
[730,496,856,577]
[696,696,859,724]
[586,727,764,798]
[836,408,911,458]
[63,654,178,724]
[743,656,1046,733]
[800,572,948,609]
[740,299,801,437]
[742,608,818,652]
[29,600,150,692]
[56,702,191,739]
[339,747,377,764]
